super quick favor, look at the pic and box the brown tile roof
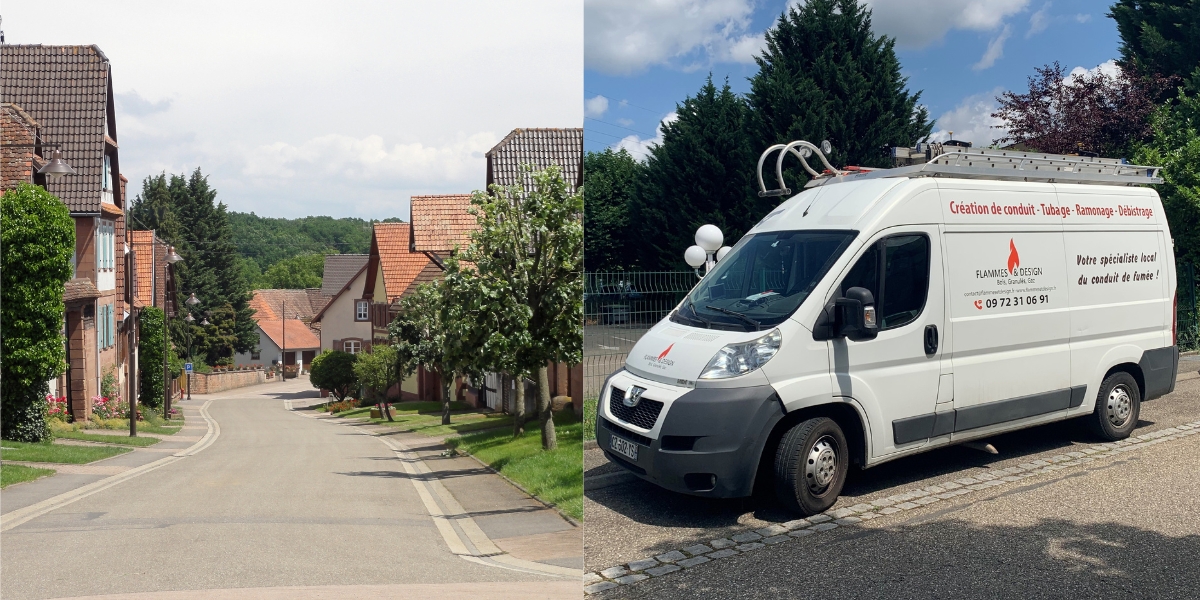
[409,194,477,253]
[486,128,583,193]
[128,230,167,308]
[1,45,113,213]
[396,261,445,302]
[249,289,318,322]
[320,254,368,296]
[257,319,321,350]
[374,223,432,302]
[2,103,42,189]
[64,277,100,302]
[306,288,330,316]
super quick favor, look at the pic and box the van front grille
[608,387,664,430]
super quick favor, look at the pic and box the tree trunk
[383,397,394,421]
[537,365,556,450]
[441,369,452,425]
[512,374,525,438]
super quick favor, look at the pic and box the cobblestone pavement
[585,368,1200,597]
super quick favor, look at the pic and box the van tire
[774,417,848,515]
[1087,372,1141,441]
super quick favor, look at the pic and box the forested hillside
[229,213,403,289]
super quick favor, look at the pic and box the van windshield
[676,230,856,330]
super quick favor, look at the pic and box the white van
[596,143,1180,515]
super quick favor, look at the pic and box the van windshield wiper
[705,305,761,330]
[686,299,712,329]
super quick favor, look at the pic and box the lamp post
[685,225,733,278]
[163,246,182,418]
[185,293,200,401]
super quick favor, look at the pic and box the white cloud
[927,88,1006,148]
[861,0,1029,48]
[613,112,678,159]
[1075,13,1091,23]
[616,118,634,126]
[585,0,758,75]
[973,24,1012,70]
[586,95,610,118]
[1068,59,1120,81]
[4,0,581,219]
[1027,2,1050,38]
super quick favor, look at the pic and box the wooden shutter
[334,339,342,352]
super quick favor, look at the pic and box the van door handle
[924,325,939,355]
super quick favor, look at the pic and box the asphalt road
[0,380,569,600]
[605,428,1200,599]
[585,363,1200,599]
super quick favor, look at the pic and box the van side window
[879,235,930,329]
[840,234,929,330]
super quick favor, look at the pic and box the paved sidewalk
[293,398,583,573]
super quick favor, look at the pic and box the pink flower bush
[46,394,69,420]
[91,394,129,420]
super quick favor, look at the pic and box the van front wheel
[774,417,848,515]
[1087,372,1141,441]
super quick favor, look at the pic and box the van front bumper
[596,383,785,498]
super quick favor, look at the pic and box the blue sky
[585,0,1123,160]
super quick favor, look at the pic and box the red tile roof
[249,289,319,321]
[128,230,166,308]
[409,194,477,253]
[373,223,432,302]
[258,319,321,350]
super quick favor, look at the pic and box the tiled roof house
[486,127,583,193]
[1,44,137,419]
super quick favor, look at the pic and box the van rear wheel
[1087,372,1141,441]
[774,417,848,515]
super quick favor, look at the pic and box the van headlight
[699,329,782,379]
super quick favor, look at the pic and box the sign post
[185,363,193,401]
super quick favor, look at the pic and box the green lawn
[0,440,131,464]
[365,410,515,437]
[1,464,56,488]
[333,400,468,418]
[446,411,583,521]
[135,424,182,435]
[54,431,161,447]
[583,398,598,441]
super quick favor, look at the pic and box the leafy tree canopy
[748,0,932,181]
[1110,0,1200,90]
[310,350,358,401]
[583,148,642,271]
[993,62,1161,158]
[257,253,326,289]
[1,183,74,441]
[1134,89,1200,266]
[636,76,760,271]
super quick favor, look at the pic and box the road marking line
[1,401,220,532]
[298,406,577,579]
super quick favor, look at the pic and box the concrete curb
[454,446,583,528]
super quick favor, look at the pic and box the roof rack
[756,142,1164,195]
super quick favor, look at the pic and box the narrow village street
[1,377,579,600]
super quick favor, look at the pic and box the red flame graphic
[1007,239,1020,274]
[658,344,675,360]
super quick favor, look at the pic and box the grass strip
[0,440,131,464]
[333,400,469,418]
[446,411,583,521]
[365,411,515,437]
[583,397,597,441]
[54,431,161,447]
[1,464,56,488]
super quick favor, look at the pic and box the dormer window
[102,155,113,192]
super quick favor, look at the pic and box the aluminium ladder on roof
[755,141,1164,196]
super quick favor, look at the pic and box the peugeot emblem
[623,386,646,408]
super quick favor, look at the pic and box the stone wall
[189,370,268,395]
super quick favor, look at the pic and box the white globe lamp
[684,245,707,269]
[695,224,723,253]
[716,246,732,262]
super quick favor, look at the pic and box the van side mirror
[834,287,878,341]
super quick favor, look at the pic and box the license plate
[609,434,639,462]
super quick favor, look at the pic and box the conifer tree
[748,0,932,189]
[633,76,760,271]
[583,148,642,271]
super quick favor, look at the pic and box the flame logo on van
[658,344,675,360]
[1007,239,1020,274]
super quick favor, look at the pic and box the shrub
[310,350,358,400]
[45,394,69,422]
[1,183,75,442]
[139,307,167,409]
[91,395,128,420]
[326,398,358,413]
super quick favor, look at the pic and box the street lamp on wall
[185,293,200,401]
